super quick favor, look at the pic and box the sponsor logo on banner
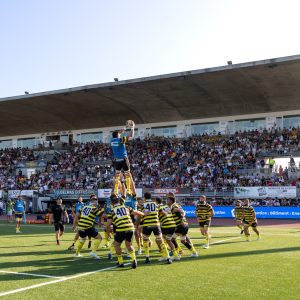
[8,190,34,198]
[143,188,190,197]
[181,206,300,219]
[98,189,143,198]
[234,186,296,198]
[266,117,276,130]
[154,189,179,194]
[53,189,97,198]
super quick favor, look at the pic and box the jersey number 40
[82,207,92,217]
[115,207,127,218]
[145,203,156,212]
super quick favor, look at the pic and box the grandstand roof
[1,54,300,137]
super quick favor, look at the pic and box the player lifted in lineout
[110,120,135,197]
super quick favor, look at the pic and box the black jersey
[51,204,66,222]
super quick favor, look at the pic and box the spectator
[28,200,32,214]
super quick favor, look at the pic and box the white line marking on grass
[0,270,63,278]
[191,237,241,244]
[0,263,131,297]
[210,237,241,244]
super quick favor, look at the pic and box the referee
[49,197,69,245]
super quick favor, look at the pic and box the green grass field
[0,220,299,300]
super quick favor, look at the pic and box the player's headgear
[112,130,119,138]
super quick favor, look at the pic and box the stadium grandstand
[0,54,300,212]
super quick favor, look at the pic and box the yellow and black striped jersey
[139,200,159,226]
[107,204,134,232]
[196,202,213,222]
[158,205,176,228]
[170,203,188,226]
[235,205,244,219]
[120,196,125,205]
[243,206,257,223]
[77,205,104,230]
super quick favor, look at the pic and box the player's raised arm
[127,121,135,141]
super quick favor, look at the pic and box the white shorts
[7,211,12,216]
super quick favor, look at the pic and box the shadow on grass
[1,245,300,280]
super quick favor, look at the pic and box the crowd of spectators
[0,126,300,195]
[169,197,300,207]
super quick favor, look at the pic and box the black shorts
[114,157,130,172]
[175,225,189,236]
[198,220,211,229]
[143,226,161,236]
[113,224,116,233]
[161,227,175,235]
[54,221,65,232]
[78,227,99,238]
[244,220,258,228]
[15,213,23,220]
[114,230,134,244]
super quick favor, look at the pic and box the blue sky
[0,0,299,98]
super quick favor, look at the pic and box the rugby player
[125,174,143,254]
[106,194,144,269]
[241,199,260,242]
[104,174,127,259]
[167,196,198,257]
[234,199,244,234]
[165,192,184,255]
[195,195,215,249]
[11,196,26,234]
[110,120,135,196]
[72,195,107,259]
[156,197,180,261]
[68,197,87,250]
[137,192,172,264]
[49,197,69,245]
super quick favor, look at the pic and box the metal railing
[190,187,234,197]
[260,148,300,157]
